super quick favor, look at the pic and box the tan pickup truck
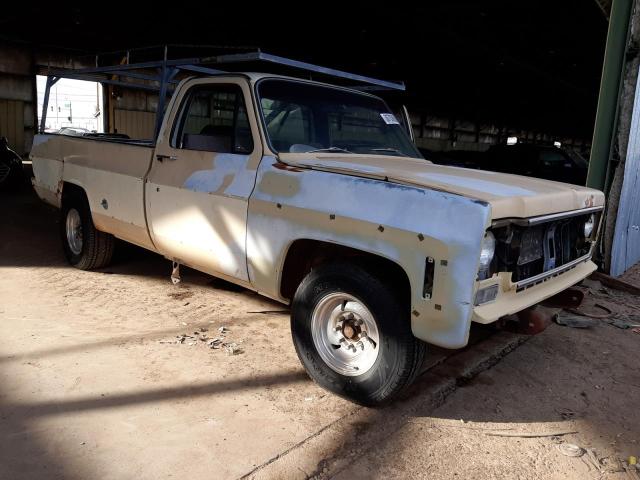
[31,67,605,405]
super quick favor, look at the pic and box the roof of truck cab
[238,72,383,98]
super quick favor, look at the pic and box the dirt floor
[1,186,639,480]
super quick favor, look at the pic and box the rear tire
[60,192,114,270]
[291,263,426,406]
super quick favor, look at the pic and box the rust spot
[434,304,442,311]
[412,310,420,317]
[440,259,448,266]
[273,161,303,172]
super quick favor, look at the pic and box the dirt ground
[1,186,639,480]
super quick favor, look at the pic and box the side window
[174,84,254,154]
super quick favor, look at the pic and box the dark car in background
[0,137,24,191]
[418,148,484,168]
[420,144,588,185]
[484,144,588,185]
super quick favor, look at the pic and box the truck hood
[278,152,605,219]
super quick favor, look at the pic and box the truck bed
[30,132,156,250]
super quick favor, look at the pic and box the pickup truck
[31,70,605,405]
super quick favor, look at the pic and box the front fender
[247,156,491,348]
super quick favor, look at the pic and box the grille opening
[492,212,594,285]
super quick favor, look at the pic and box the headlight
[478,231,496,279]
[584,214,595,238]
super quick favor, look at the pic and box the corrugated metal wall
[113,109,155,140]
[0,99,25,154]
[610,62,640,276]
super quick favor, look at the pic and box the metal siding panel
[0,99,24,154]
[5,105,10,144]
[6,101,14,143]
[114,109,155,140]
[625,167,640,266]
[0,101,6,140]
[611,63,640,276]
[14,101,24,155]
[144,112,153,138]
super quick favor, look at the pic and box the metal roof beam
[202,51,406,91]
[46,58,200,76]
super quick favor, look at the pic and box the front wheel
[61,193,115,270]
[291,263,426,406]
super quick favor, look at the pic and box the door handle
[156,154,177,162]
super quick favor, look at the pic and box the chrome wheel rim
[65,208,83,255]
[311,292,380,376]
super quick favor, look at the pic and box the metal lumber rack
[39,51,406,138]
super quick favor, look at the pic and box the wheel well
[280,239,411,303]
[60,182,87,205]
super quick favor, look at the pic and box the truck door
[145,78,261,282]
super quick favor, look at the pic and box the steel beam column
[587,0,635,190]
[39,77,60,133]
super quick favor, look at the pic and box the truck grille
[492,212,595,286]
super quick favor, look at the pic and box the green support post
[587,0,634,191]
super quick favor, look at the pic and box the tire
[60,191,115,270]
[291,263,426,406]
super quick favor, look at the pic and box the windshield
[257,79,422,159]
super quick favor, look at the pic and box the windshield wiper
[306,147,353,154]
[369,148,409,157]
